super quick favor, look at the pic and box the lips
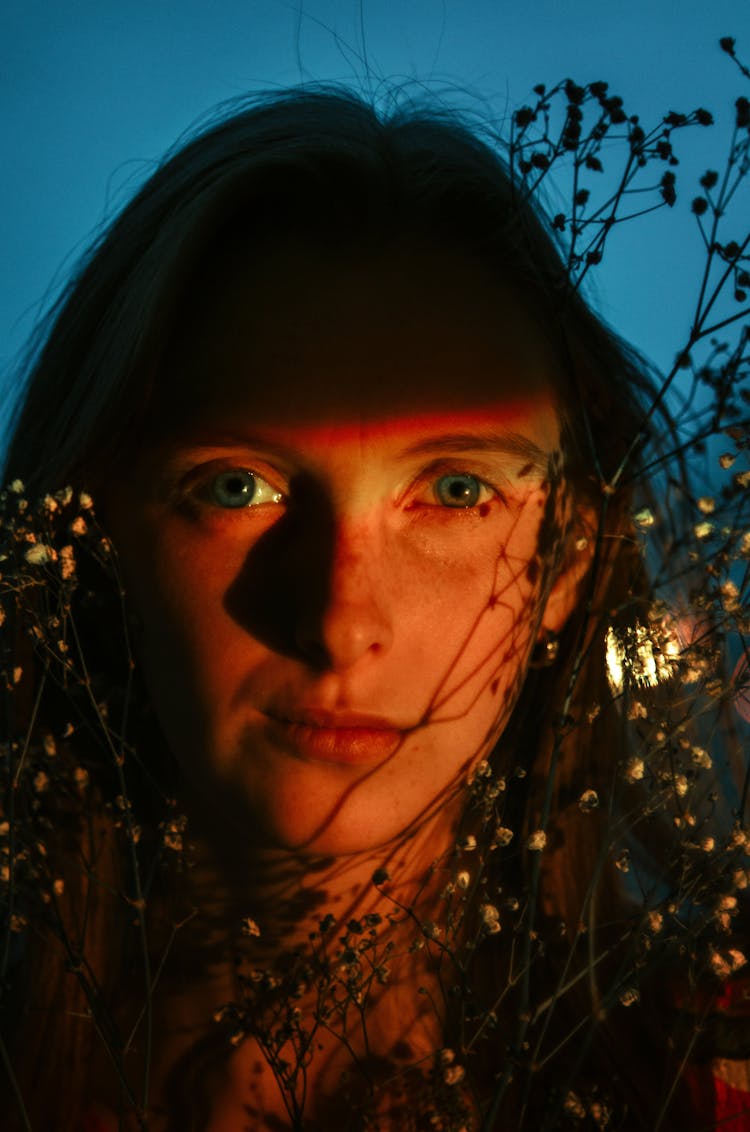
[263,708,407,765]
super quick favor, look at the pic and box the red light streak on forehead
[172,403,560,474]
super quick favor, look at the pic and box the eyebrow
[165,428,552,475]
[396,431,551,472]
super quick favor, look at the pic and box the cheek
[394,502,549,715]
[110,517,245,736]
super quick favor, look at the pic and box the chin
[179,725,468,859]
[251,803,402,858]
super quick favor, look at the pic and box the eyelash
[408,464,507,512]
[175,462,505,517]
[173,464,286,517]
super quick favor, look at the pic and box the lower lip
[265,718,405,765]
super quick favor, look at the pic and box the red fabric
[685,1064,750,1130]
[675,971,750,1128]
[714,1077,750,1130]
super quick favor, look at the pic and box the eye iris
[212,470,256,508]
[436,474,481,508]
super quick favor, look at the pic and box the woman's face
[109,240,582,855]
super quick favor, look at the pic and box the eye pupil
[436,474,481,508]
[212,470,256,508]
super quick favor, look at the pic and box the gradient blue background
[2,0,748,409]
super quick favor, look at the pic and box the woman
[1,87,747,1130]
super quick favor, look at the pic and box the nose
[295,523,395,672]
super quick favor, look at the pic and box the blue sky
[1,0,748,396]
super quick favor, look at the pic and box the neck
[109,793,478,1129]
[175,790,468,964]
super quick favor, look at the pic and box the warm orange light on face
[109,243,578,855]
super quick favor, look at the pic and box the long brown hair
[1,86,735,1130]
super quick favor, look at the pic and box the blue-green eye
[209,470,282,509]
[434,474,484,508]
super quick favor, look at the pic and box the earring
[529,630,560,668]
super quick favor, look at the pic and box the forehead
[162,240,562,445]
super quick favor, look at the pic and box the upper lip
[266,708,405,730]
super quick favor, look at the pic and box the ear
[537,505,597,636]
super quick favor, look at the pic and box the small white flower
[73,767,89,790]
[623,756,645,783]
[443,1064,465,1086]
[564,1093,587,1119]
[578,789,599,812]
[710,948,747,978]
[673,774,689,797]
[458,834,477,851]
[733,867,750,890]
[694,521,714,540]
[527,829,546,851]
[78,491,94,510]
[619,986,639,1007]
[33,770,49,793]
[24,544,55,566]
[728,827,749,852]
[59,545,75,580]
[479,902,500,928]
[697,496,715,514]
[494,826,514,847]
[456,870,471,890]
[69,516,88,536]
[633,507,655,528]
[691,746,712,769]
[647,910,664,933]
